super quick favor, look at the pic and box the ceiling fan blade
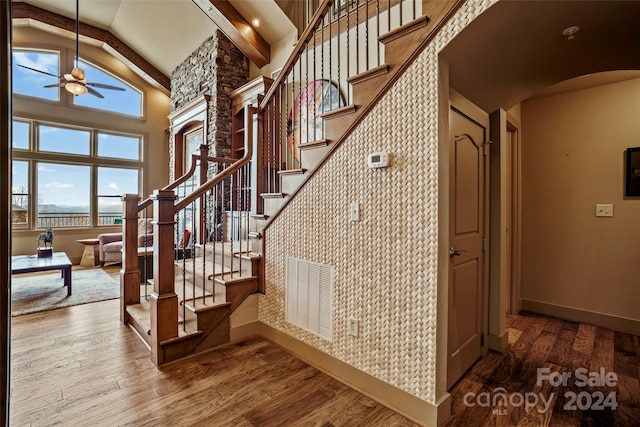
[43,83,66,88]
[86,82,126,91]
[86,86,105,98]
[18,64,61,78]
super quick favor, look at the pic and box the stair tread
[298,139,329,149]
[233,251,261,260]
[379,15,430,45]
[347,64,390,84]
[320,104,357,120]
[183,299,231,312]
[277,168,307,176]
[176,259,239,276]
[214,274,258,285]
[260,192,287,198]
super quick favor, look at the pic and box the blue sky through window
[98,133,140,160]
[13,50,143,117]
[73,60,143,116]
[38,163,90,208]
[12,161,28,195]
[12,50,60,101]
[39,125,90,155]
[12,121,29,149]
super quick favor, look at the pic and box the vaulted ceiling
[12,0,296,90]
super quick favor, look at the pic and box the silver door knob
[450,247,463,257]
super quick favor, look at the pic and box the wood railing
[258,0,419,195]
[120,105,257,365]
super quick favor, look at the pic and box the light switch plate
[348,317,359,337]
[350,202,360,222]
[595,204,613,217]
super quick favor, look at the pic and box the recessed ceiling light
[252,18,260,27]
[562,26,580,40]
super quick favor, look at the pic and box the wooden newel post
[150,189,178,365]
[120,193,141,323]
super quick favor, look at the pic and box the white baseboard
[258,322,450,427]
[521,299,640,335]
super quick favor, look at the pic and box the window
[97,167,139,225]
[12,121,29,149]
[73,60,143,117]
[12,49,144,117]
[11,160,29,228]
[37,163,90,228]
[12,119,143,229]
[12,49,60,101]
[184,127,203,177]
[97,132,141,160]
[39,125,90,155]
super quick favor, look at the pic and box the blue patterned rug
[11,268,119,316]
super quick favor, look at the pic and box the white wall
[521,78,640,327]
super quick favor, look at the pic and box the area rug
[11,268,119,316]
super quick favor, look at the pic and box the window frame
[12,45,146,120]
[12,118,144,230]
[71,58,145,118]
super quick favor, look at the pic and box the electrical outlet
[595,204,614,217]
[348,317,359,337]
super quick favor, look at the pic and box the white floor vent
[286,257,333,341]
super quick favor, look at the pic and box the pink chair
[97,218,153,265]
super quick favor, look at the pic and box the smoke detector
[562,26,580,40]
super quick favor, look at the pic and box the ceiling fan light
[71,67,85,80]
[65,81,88,95]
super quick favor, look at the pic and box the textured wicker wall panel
[260,0,497,404]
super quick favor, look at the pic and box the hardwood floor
[9,299,416,426]
[444,312,640,427]
[11,299,640,426]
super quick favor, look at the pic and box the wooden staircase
[252,0,461,239]
[120,0,462,367]
[124,242,261,364]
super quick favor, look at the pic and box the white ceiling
[16,0,295,77]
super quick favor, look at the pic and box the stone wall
[169,30,249,177]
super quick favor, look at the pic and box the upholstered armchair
[98,218,153,265]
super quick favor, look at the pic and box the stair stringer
[127,255,262,365]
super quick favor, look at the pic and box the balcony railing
[35,213,122,228]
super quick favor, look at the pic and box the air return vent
[286,257,333,341]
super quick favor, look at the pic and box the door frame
[446,90,491,389]
[488,109,522,352]
[506,117,522,316]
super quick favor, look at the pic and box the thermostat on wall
[367,152,389,168]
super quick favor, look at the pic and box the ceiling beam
[192,0,270,68]
[12,2,170,92]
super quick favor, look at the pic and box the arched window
[73,59,143,117]
[12,49,144,117]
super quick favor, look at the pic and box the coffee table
[11,252,72,296]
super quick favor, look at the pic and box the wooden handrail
[174,106,255,212]
[138,153,237,211]
[138,152,200,211]
[259,0,335,112]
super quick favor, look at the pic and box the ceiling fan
[18,0,125,98]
